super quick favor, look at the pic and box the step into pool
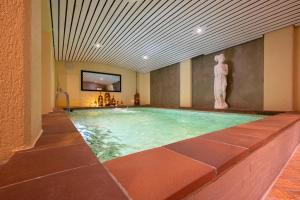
[68,108,263,162]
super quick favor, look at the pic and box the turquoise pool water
[68,108,263,162]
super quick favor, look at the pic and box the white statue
[214,53,228,109]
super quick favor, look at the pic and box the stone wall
[192,38,264,110]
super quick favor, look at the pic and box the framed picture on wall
[81,70,121,92]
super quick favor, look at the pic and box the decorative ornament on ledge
[134,93,140,106]
[214,53,229,109]
[98,92,103,107]
[134,72,140,106]
[111,95,116,106]
[104,93,111,106]
[97,92,121,107]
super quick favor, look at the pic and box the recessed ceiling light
[196,28,202,33]
[142,55,149,60]
[193,26,206,35]
[94,43,102,48]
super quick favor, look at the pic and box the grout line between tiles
[260,144,300,200]
[103,164,133,200]
[198,137,249,150]
[17,142,86,154]
[162,147,217,172]
[0,162,99,190]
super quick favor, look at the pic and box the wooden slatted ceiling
[50,0,300,73]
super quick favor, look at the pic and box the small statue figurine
[98,92,103,107]
[214,53,229,109]
[104,92,111,106]
[134,92,140,106]
[110,95,116,106]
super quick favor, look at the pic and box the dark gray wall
[150,63,180,107]
[192,38,264,110]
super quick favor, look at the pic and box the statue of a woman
[214,54,228,109]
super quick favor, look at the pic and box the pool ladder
[55,88,70,112]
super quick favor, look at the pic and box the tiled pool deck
[0,110,299,199]
[264,144,300,199]
[0,111,129,200]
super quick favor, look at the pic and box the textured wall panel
[150,64,180,107]
[192,38,264,110]
[0,0,31,162]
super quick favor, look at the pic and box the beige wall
[264,26,294,111]
[294,27,300,111]
[138,73,150,105]
[180,59,192,107]
[27,0,42,146]
[42,0,55,114]
[56,62,137,107]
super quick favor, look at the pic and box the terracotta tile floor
[265,145,300,200]
[0,111,129,200]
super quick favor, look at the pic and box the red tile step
[0,164,129,200]
[238,114,300,131]
[105,147,215,200]
[42,120,77,134]
[165,137,248,174]
[34,131,85,150]
[200,126,272,152]
[0,144,98,188]
[0,111,129,200]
